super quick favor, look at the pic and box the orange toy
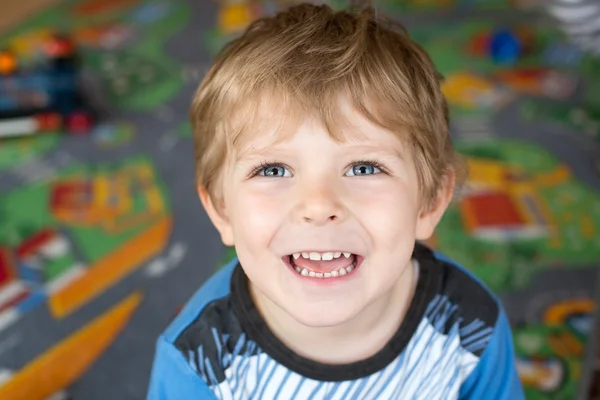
[0,50,17,75]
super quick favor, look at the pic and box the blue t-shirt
[147,243,525,399]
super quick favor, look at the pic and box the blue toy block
[489,29,522,65]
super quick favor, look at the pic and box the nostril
[301,213,340,224]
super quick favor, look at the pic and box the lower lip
[282,255,364,285]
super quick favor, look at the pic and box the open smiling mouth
[284,251,362,279]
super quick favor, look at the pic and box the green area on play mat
[436,139,600,293]
[378,0,515,12]
[514,324,584,399]
[0,156,170,263]
[0,133,62,171]
[410,21,600,112]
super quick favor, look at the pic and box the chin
[285,302,361,328]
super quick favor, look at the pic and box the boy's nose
[294,181,346,226]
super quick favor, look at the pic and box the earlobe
[415,172,456,240]
[198,186,235,246]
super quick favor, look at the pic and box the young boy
[148,3,525,399]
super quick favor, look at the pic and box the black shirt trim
[229,242,442,382]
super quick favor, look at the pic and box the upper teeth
[292,252,352,261]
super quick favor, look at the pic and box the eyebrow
[234,146,290,162]
[236,143,406,161]
[341,144,406,161]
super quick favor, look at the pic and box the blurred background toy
[488,27,535,65]
[0,32,95,139]
[489,29,523,64]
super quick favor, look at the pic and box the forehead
[228,93,408,158]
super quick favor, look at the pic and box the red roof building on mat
[460,158,551,241]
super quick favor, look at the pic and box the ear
[198,186,235,246]
[415,171,455,240]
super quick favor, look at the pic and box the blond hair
[191,3,466,210]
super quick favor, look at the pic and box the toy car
[0,34,95,139]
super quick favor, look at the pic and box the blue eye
[257,164,292,177]
[346,162,382,176]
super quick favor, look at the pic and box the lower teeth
[293,259,356,278]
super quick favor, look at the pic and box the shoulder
[415,243,502,358]
[417,247,525,398]
[163,258,238,343]
[148,258,241,398]
[161,258,257,386]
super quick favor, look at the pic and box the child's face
[201,102,451,328]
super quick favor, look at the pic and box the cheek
[349,180,420,244]
[230,183,290,253]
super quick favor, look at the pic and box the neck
[251,259,418,365]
